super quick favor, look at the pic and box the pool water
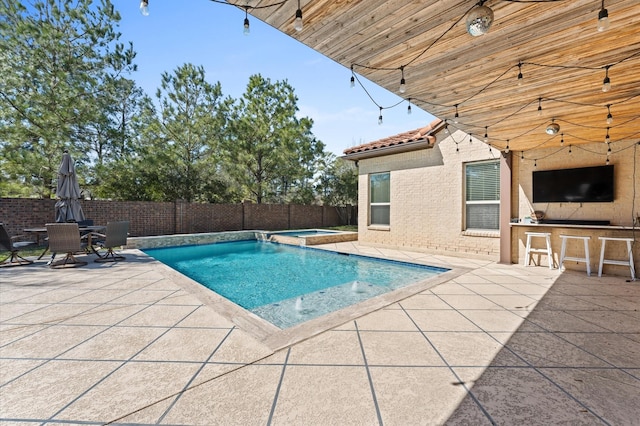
[144,241,448,328]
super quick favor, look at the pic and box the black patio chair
[0,223,36,267]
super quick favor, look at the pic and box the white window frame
[464,160,500,231]
[369,172,390,227]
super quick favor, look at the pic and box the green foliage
[0,0,136,198]
[317,154,358,206]
[221,74,325,204]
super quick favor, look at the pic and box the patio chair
[92,221,129,263]
[0,223,36,267]
[46,223,88,268]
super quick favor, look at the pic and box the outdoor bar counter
[510,222,639,276]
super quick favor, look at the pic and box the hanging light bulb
[505,140,510,154]
[537,97,543,116]
[399,66,406,94]
[560,133,565,146]
[350,66,355,88]
[569,144,572,154]
[378,107,383,125]
[407,98,412,115]
[469,134,473,144]
[444,121,450,134]
[456,144,460,154]
[139,0,149,16]
[597,0,610,32]
[243,7,250,35]
[606,105,613,124]
[521,151,525,161]
[517,62,523,86]
[606,157,610,165]
[466,1,494,36]
[534,159,537,168]
[454,104,459,123]
[605,127,610,143]
[602,66,611,92]
[484,126,488,143]
[607,143,612,156]
[294,0,303,31]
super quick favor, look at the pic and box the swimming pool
[144,241,448,328]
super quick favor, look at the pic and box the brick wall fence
[0,198,356,238]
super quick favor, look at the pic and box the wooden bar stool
[559,235,591,276]
[524,232,554,269]
[598,237,635,280]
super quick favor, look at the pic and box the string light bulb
[597,0,610,32]
[454,104,459,123]
[484,126,488,143]
[139,0,149,16]
[350,66,355,88]
[537,97,543,116]
[469,134,473,144]
[378,107,383,125]
[560,133,564,146]
[607,143,612,156]
[517,62,523,86]
[606,157,610,165]
[534,159,537,168]
[521,151,525,161]
[294,0,303,31]
[456,144,460,154]
[407,98,412,115]
[569,144,572,154]
[602,66,611,92]
[505,140,510,154]
[605,127,610,143]
[243,7,250,35]
[444,121,450,134]
[606,104,613,124]
[399,66,406,94]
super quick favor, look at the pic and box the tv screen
[532,165,614,203]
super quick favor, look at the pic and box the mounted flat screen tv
[532,165,614,203]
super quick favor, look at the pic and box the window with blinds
[370,172,390,226]
[465,161,500,230]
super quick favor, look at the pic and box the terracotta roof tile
[343,118,443,155]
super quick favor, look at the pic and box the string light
[243,7,250,35]
[456,144,460,154]
[139,0,149,16]
[560,133,564,146]
[350,66,355,88]
[597,0,610,32]
[517,62,523,86]
[606,104,613,124]
[607,143,612,156]
[537,97,543,116]
[454,104,459,123]
[505,140,510,154]
[520,151,524,161]
[602,66,611,92]
[399,66,406,94]
[444,121,449,134]
[469,134,473,144]
[605,127,610,143]
[407,98,412,115]
[606,157,610,165]
[484,126,488,143]
[378,107,383,125]
[569,144,572,154]
[294,0,303,31]
[534,159,537,168]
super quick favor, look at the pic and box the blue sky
[113,1,435,156]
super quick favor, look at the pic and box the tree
[0,0,136,198]
[221,74,325,204]
[317,154,358,224]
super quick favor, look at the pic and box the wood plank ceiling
[244,0,639,152]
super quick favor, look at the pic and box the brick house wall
[357,130,501,260]
[0,199,353,238]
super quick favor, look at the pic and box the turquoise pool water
[144,241,448,328]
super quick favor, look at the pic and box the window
[465,161,500,230]
[370,172,390,226]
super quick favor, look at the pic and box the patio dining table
[23,225,106,260]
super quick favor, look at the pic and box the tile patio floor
[1,242,639,425]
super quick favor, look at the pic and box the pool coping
[133,241,470,351]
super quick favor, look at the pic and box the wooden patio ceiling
[245,0,639,152]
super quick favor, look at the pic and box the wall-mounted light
[466,1,494,36]
[139,0,149,16]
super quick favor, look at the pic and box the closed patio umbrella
[55,151,86,223]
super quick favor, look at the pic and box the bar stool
[559,235,591,276]
[598,237,636,279]
[524,232,554,269]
